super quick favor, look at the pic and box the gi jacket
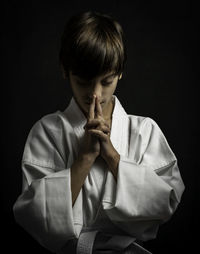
[13,95,185,253]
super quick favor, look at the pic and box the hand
[79,95,100,160]
[84,96,120,177]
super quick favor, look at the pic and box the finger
[88,129,108,141]
[88,95,96,120]
[86,124,110,135]
[84,119,110,130]
[97,125,110,135]
[84,119,100,129]
[103,120,110,129]
[95,96,103,118]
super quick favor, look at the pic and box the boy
[13,11,185,254]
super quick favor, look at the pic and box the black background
[2,0,198,253]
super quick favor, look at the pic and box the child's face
[69,71,121,116]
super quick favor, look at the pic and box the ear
[118,73,123,80]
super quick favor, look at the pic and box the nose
[90,82,102,99]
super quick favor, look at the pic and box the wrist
[78,151,98,164]
[103,150,120,170]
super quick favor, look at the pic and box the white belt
[76,231,152,254]
[76,230,98,254]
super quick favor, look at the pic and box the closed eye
[101,80,114,86]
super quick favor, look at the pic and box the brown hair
[59,11,127,80]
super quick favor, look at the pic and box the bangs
[59,12,126,80]
[70,26,124,80]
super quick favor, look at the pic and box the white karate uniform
[13,95,185,253]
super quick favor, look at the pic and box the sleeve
[102,117,185,241]
[13,119,83,253]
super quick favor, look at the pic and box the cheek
[71,85,84,98]
[107,83,117,95]
[103,87,116,104]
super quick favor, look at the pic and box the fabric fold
[13,167,79,252]
[102,110,185,241]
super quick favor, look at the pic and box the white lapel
[64,97,87,142]
[110,95,129,157]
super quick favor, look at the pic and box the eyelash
[102,81,113,86]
